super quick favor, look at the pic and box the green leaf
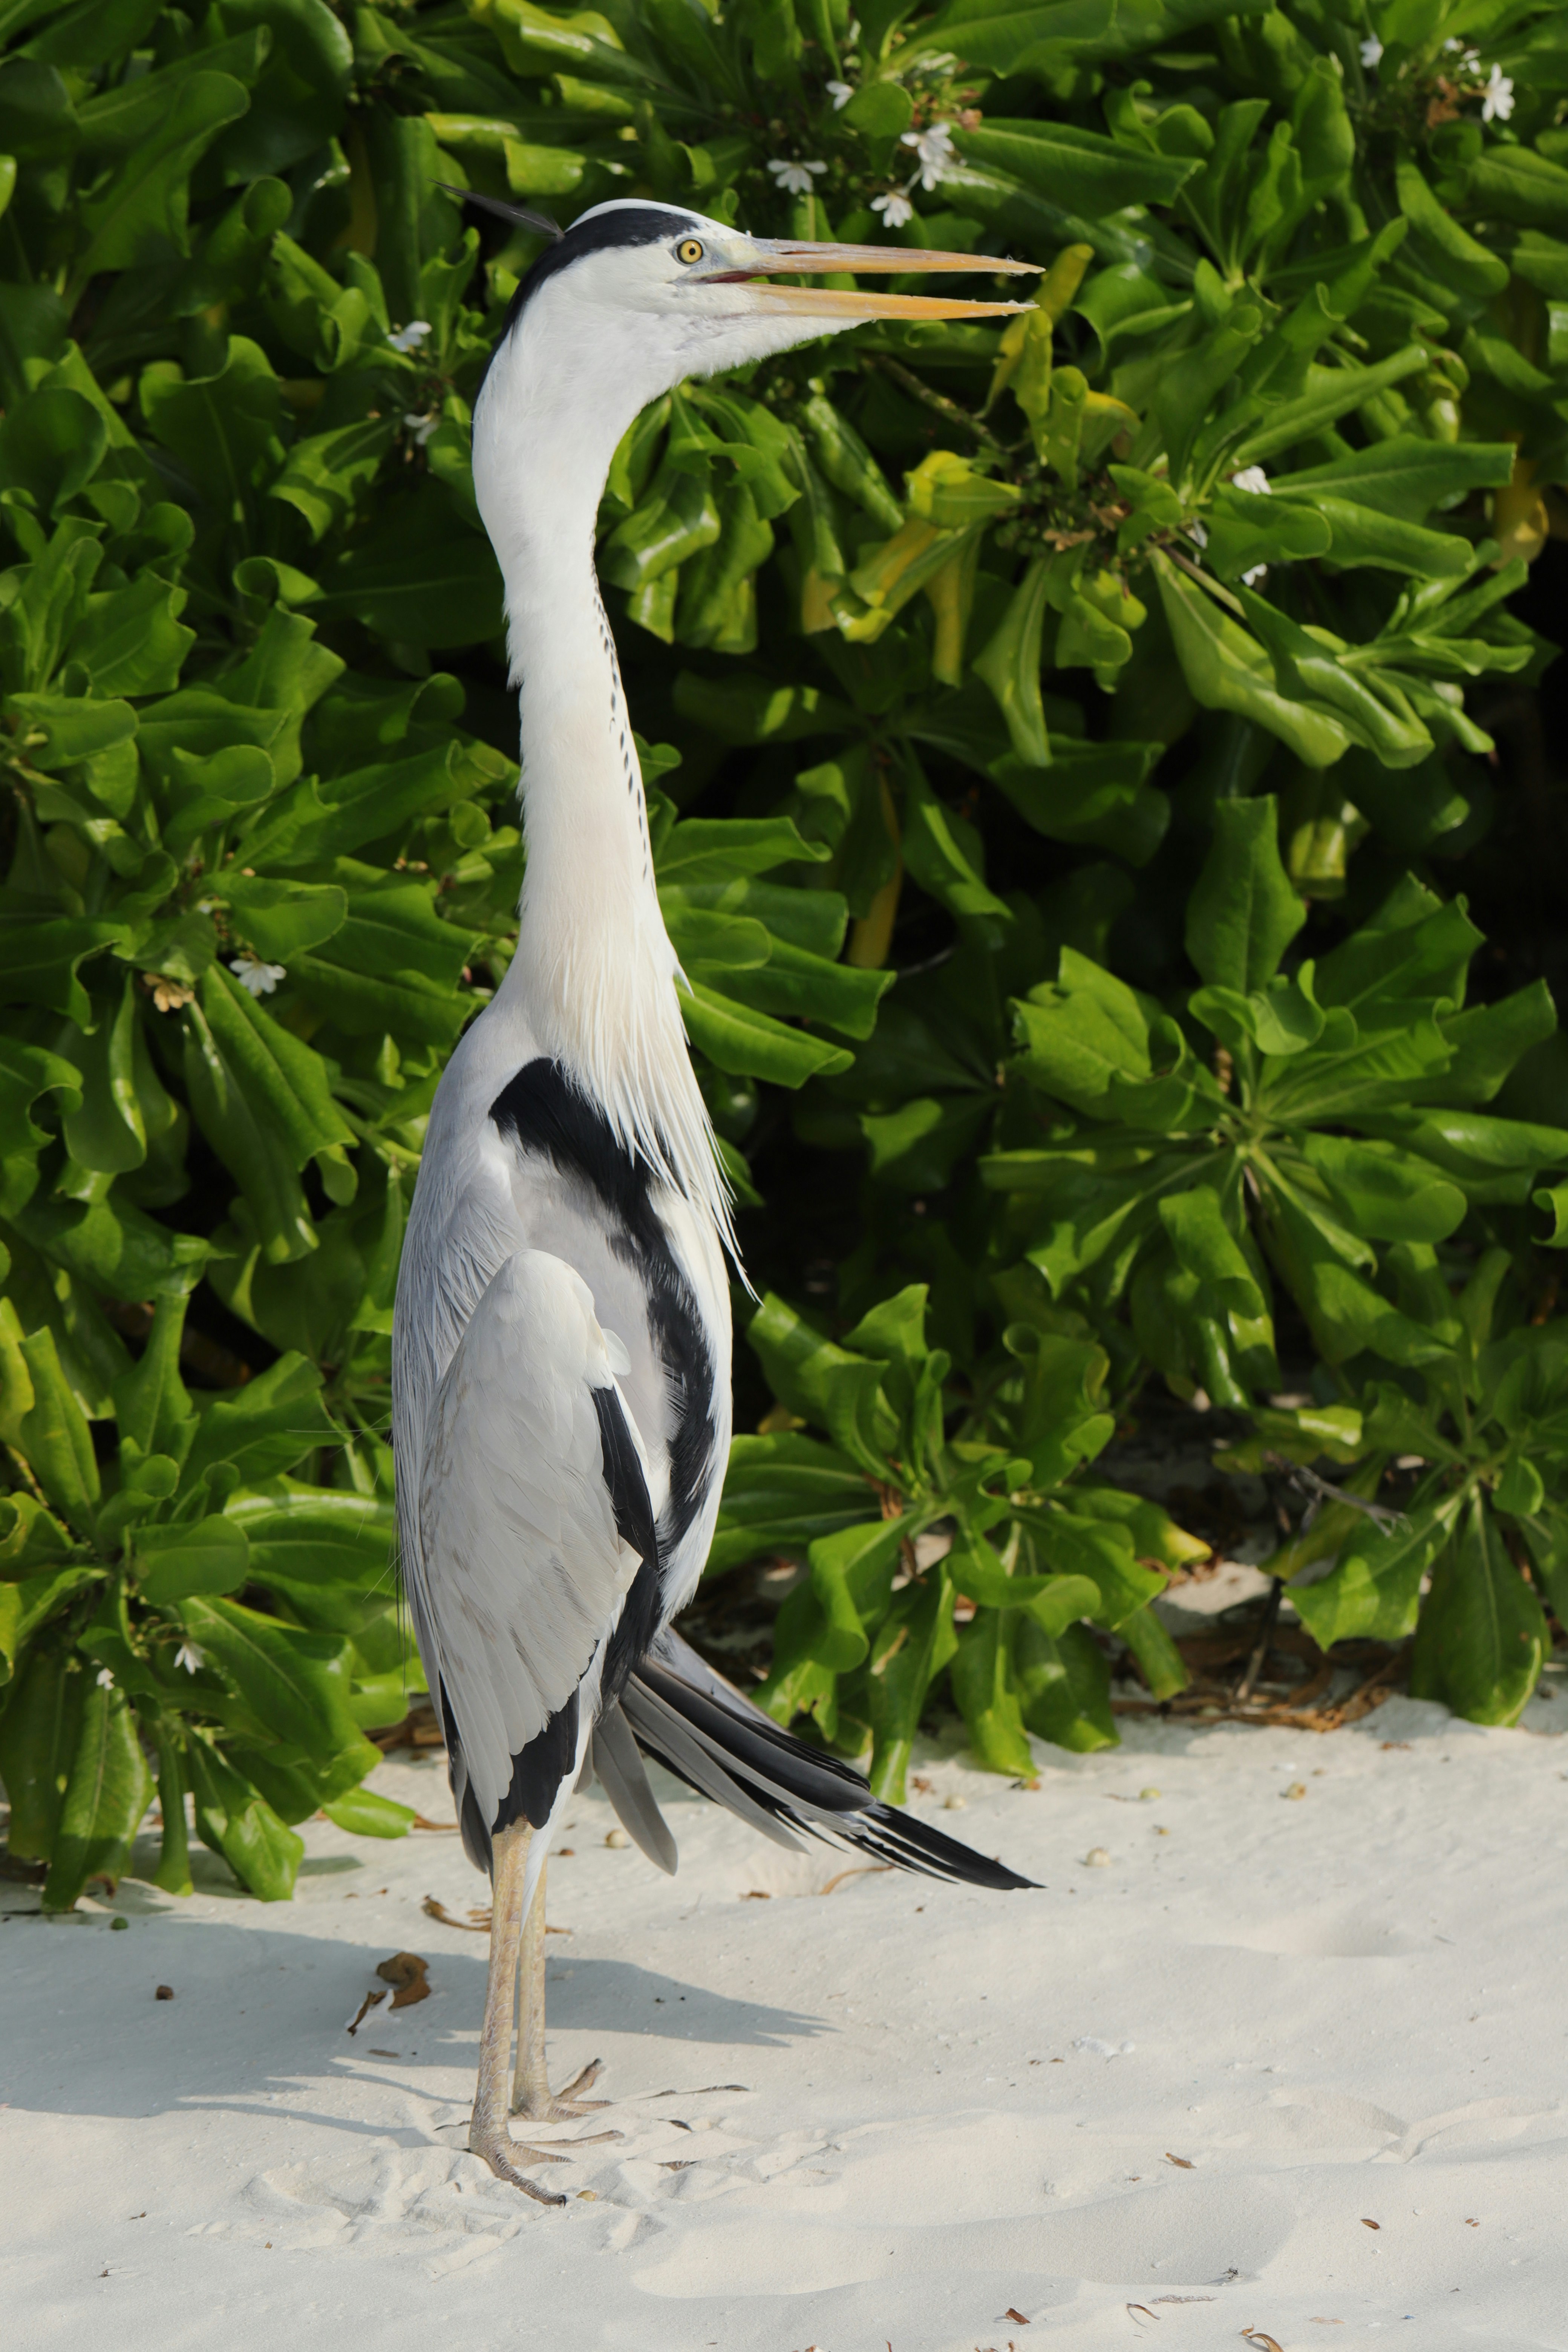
[1410,1492,1548,1727]
[322,1787,414,1838]
[1117,1603,1188,1700]
[18,1323,100,1522]
[186,1736,303,1900]
[269,415,397,543]
[1011,947,1153,1113]
[658,813,830,885]
[180,1352,336,1493]
[72,70,250,288]
[225,1482,394,1593]
[1463,144,1568,234]
[1185,794,1305,994]
[0,1490,73,1580]
[181,1592,370,1760]
[746,1294,897,1475]
[1158,1186,1267,1320]
[138,331,285,513]
[950,1606,1036,1776]
[135,1515,250,1604]
[1015,1616,1115,1752]
[0,1037,81,1215]
[1150,554,1353,767]
[959,117,1197,213]
[40,1678,152,1911]
[1290,1496,1456,1649]
[313,481,503,648]
[1395,154,1510,299]
[1297,1133,1466,1245]
[1225,345,1432,470]
[681,982,853,1086]
[711,1432,874,1576]
[973,557,1052,766]
[1155,304,1266,488]
[69,572,193,697]
[1268,436,1515,522]
[0,1638,83,1861]
[189,961,353,1202]
[865,1563,959,1803]
[1204,484,1332,582]
[150,1723,191,1896]
[806,1518,913,1672]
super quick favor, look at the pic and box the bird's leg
[511,1853,611,2121]
[468,1821,570,2202]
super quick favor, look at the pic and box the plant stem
[870,355,1006,454]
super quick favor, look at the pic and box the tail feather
[610,1628,1037,1894]
[590,1701,678,1875]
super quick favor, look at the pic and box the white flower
[872,190,916,228]
[96,1667,115,1689]
[402,410,439,447]
[175,1642,206,1676]
[229,954,286,997]
[826,79,854,109]
[1187,519,1209,550]
[1359,35,1382,67]
[386,320,432,354]
[901,120,957,191]
[1241,563,1269,587]
[1231,466,1272,495]
[1481,64,1514,121]
[767,157,828,196]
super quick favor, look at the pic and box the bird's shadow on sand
[0,1879,825,2128]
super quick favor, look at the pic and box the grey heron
[391,196,1039,2201]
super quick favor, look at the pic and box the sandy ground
[4,1662,1567,2352]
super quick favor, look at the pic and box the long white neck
[472,325,735,1258]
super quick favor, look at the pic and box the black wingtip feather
[626,1631,1039,1894]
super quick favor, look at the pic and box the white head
[470,196,1034,537]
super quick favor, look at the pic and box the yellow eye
[675,237,705,264]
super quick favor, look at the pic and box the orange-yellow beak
[706,238,1037,322]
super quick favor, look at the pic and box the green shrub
[988,794,1567,1408]
[5,0,1568,1895]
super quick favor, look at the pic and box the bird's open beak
[705,239,1037,322]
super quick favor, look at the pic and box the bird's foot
[512,2055,612,2122]
[467,2123,571,2204]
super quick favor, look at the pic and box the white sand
[4,1683,1567,2352]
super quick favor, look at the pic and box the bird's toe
[469,2127,571,2203]
[513,2056,610,2120]
[556,2058,605,2102]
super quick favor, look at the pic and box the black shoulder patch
[480,204,705,392]
[594,1383,662,1706]
[490,1057,655,1241]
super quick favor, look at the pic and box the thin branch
[870,354,1007,454]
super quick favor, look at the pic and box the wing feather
[417,1248,650,1838]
